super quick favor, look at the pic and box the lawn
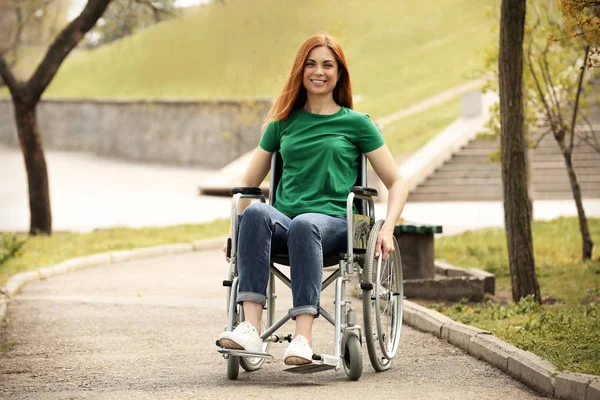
[432,217,600,375]
[382,98,462,157]
[0,220,230,288]
[39,0,495,120]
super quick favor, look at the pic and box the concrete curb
[402,299,599,399]
[0,237,225,323]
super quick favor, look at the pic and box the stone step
[458,146,599,156]
[408,190,600,202]
[533,153,600,161]
[412,185,502,194]
[441,162,499,169]
[534,190,600,199]
[533,181,600,191]
[449,152,600,162]
[408,192,502,201]
[424,174,600,183]
[443,159,600,169]
[408,127,600,201]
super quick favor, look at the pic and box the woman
[218,34,408,366]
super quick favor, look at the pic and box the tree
[485,1,598,261]
[526,3,596,260]
[558,0,600,67]
[84,0,177,47]
[499,0,542,303]
[0,0,70,83]
[0,0,113,235]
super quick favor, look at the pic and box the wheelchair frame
[217,153,403,380]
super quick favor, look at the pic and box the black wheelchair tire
[362,219,403,372]
[226,356,240,380]
[342,332,363,381]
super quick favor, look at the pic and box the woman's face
[302,46,340,97]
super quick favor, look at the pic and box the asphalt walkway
[2,145,598,234]
[0,250,547,399]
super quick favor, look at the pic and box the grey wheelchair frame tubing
[225,180,376,371]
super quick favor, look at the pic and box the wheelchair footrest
[283,354,338,374]
[216,345,273,359]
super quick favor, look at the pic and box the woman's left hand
[375,227,395,261]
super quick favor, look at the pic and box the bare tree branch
[532,129,551,148]
[569,45,590,153]
[0,55,22,100]
[26,0,113,104]
[528,44,559,139]
[576,116,600,152]
[541,48,566,130]
[134,0,176,22]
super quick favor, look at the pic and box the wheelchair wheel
[240,275,275,372]
[342,332,363,381]
[362,220,403,372]
[226,356,240,380]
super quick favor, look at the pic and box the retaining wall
[0,98,272,168]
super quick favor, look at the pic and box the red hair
[264,34,353,127]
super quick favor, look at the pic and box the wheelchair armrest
[230,187,263,196]
[351,186,378,197]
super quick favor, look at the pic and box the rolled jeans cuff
[237,292,267,306]
[289,305,319,319]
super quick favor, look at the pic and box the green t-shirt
[259,107,385,217]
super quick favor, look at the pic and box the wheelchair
[216,152,404,380]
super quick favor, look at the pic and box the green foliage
[41,0,496,120]
[558,0,600,67]
[479,0,597,144]
[433,218,600,375]
[0,219,230,287]
[0,234,26,266]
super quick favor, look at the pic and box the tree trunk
[499,0,541,303]
[0,0,113,236]
[14,100,52,235]
[561,149,594,260]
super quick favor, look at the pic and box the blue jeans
[236,202,347,318]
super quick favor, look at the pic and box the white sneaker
[218,321,263,352]
[283,335,314,365]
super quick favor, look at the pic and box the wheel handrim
[374,237,402,360]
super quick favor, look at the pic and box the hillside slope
[44,0,496,118]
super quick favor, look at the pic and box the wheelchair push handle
[351,186,378,197]
[226,238,232,258]
[230,187,263,196]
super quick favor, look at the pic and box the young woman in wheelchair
[218,33,408,366]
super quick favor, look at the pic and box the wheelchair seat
[268,150,368,267]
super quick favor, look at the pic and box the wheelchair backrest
[268,151,368,215]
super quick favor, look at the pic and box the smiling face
[302,46,340,97]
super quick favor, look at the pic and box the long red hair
[263,34,353,128]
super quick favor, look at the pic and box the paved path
[2,146,598,235]
[0,145,232,233]
[0,250,547,399]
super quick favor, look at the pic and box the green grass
[436,218,600,303]
[432,217,600,375]
[0,220,230,288]
[382,99,461,157]
[40,0,495,119]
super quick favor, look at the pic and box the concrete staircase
[408,133,600,202]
